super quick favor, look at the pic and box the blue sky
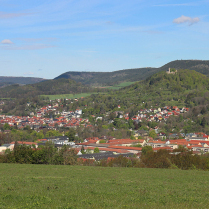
[0,0,209,79]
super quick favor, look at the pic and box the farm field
[40,93,98,100]
[0,164,209,208]
[107,82,135,90]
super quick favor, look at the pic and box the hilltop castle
[166,68,177,74]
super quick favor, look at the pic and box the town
[1,98,209,161]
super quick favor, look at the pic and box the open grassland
[40,82,134,99]
[0,164,209,208]
[40,93,97,100]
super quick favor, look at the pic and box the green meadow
[0,164,209,208]
[40,93,97,100]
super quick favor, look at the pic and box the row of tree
[79,146,209,170]
[2,142,209,171]
[0,142,78,165]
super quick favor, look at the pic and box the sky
[0,0,209,79]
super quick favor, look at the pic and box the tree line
[1,143,209,171]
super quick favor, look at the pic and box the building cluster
[1,132,209,160]
[35,103,82,119]
[106,106,189,123]
[74,133,209,157]
[131,106,189,122]
[0,107,89,130]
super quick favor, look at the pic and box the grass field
[40,93,97,100]
[0,164,209,208]
[40,82,134,99]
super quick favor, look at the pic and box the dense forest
[0,76,46,87]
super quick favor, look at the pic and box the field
[39,82,135,99]
[40,93,97,100]
[0,164,209,208]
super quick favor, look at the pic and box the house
[188,136,208,141]
[134,130,148,138]
[78,152,134,161]
[75,109,82,115]
[158,132,167,140]
[188,145,209,153]
[145,140,166,148]
[168,133,179,139]
[10,141,38,148]
[0,144,14,152]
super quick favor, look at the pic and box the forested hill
[0,76,46,85]
[0,78,96,99]
[54,60,209,86]
[117,69,209,107]
[81,69,209,115]
[54,68,158,86]
[159,60,209,75]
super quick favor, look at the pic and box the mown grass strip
[107,82,135,90]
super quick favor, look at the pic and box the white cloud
[173,15,200,25]
[1,39,13,44]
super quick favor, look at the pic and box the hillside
[54,60,209,86]
[0,78,97,99]
[54,67,157,86]
[0,76,46,86]
[65,69,209,134]
[130,69,209,106]
[77,69,209,117]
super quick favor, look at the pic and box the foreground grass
[0,164,209,208]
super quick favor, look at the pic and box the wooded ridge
[54,59,209,86]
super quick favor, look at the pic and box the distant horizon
[1,58,209,79]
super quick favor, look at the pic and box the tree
[201,117,207,128]
[130,135,136,140]
[3,123,11,131]
[85,149,92,154]
[142,146,153,155]
[62,148,78,165]
[65,128,76,141]
[94,147,100,153]
[81,146,85,154]
[37,130,44,139]
[149,130,157,139]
